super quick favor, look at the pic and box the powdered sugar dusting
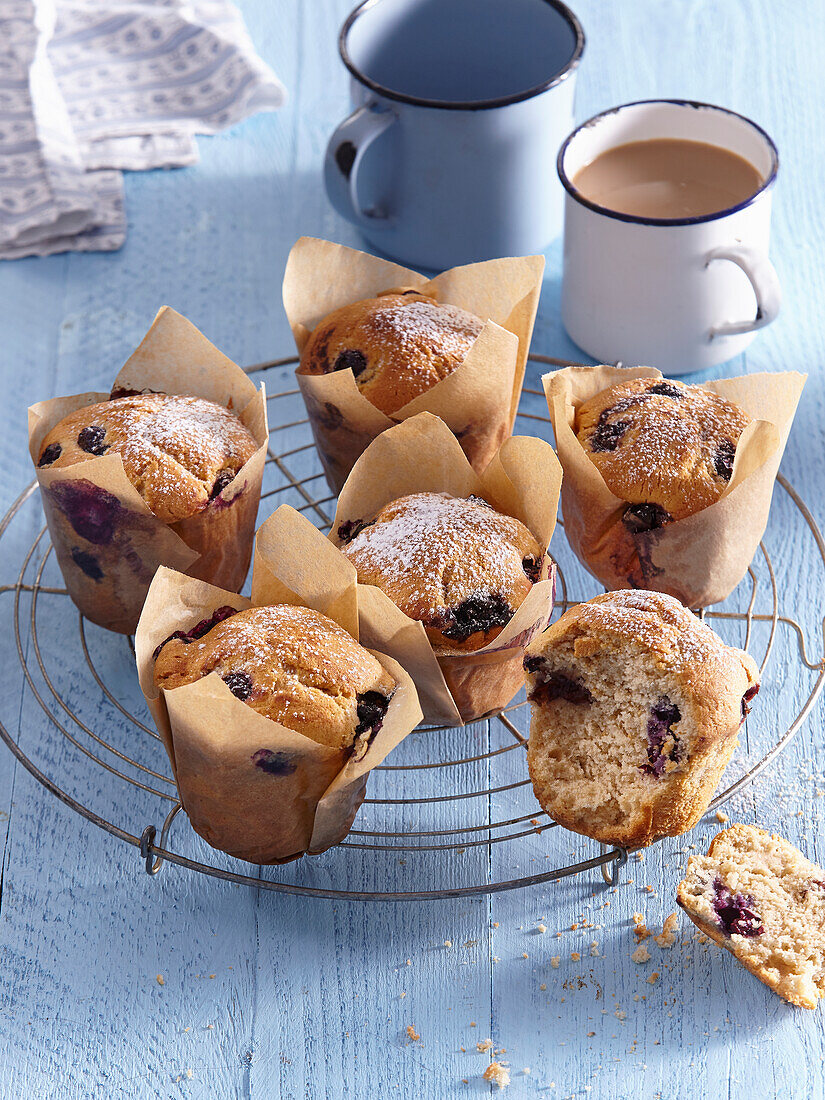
[155,604,392,743]
[367,299,482,361]
[582,590,746,678]
[577,379,750,517]
[341,492,538,618]
[119,395,253,483]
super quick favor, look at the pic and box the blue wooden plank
[1,0,824,1097]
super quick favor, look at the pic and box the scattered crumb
[647,972,660,985]
[715,810,729,824]
[483,1062,511,1089]
[406,1025,420,1042]
[470,1021,477,1028]
[632,945,651,964]
[587,1031,595,1037]
[614,1009,627,1021]
[522,953,529,960]
[209,974,216,980]
[492,922,499,928]
[571,952,581,962]
[539,983,547,991]
[477,1039,493,1053]
[589,942,600,957]
[550,957,560,969]
[406,959,412,966]
[632,913,650,941]
[645,885,655,894]
[186,1070,193,1080]
[400,992,407,998]
[537,924,547,934]
[654,913,679,949]
[156,974,165,986]
[444,940,452,948]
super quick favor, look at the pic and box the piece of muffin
[677,825,825,1008]
[524,590,759,847]
[299,291,484,416]
[37,393,257,522]
[575,378,751,591]
[154,603,396,758]
[337,492,544,653]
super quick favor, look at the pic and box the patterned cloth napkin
[0,0,285,258]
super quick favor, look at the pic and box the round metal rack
[1,353,824,901]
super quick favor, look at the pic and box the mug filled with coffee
[558,99,781,374]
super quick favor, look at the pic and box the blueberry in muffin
[523,590,759,848]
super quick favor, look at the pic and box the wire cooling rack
[2,353,824,901]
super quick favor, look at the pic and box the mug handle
[705,244,782,339]
[324,103,397,228]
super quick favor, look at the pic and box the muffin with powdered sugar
[338,492,543,653]
[575,376,751,594]
[30,308,268,633]
[300,291,484,416]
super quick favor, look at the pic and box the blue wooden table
[2,2,825,1097]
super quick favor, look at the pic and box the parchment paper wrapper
[283,236,545,492]
[28,307,269,634]
[135,504,423,865]
[331,412,563,725]
[544,366,806,609]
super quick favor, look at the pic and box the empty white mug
[558,100,781,374]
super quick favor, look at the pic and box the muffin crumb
[483,1062,511,1089]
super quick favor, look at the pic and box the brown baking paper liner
[543,365,806,609]
[330,412,562,725]
[135,504,423,865]
[283,236,545,491]
[28,307,269,634]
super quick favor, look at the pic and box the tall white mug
[558,100,781,375]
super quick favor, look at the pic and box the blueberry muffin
[574,378,751,592]
[337,492,544,653]
[35,392,261,631]
[524,590,759,848]
[38,393,257,523]
[677,825,825,1008]
[154,603,396,757]
[298,291,484,416]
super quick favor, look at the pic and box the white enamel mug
[557,100,781,374]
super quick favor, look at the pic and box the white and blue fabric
[0,0,285,258]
